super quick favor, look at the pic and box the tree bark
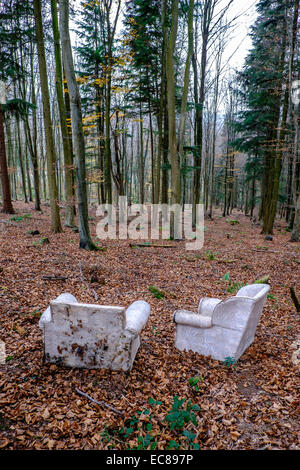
[0,104,14,214]
[51,0,75,227]
[33,0,62,233]
[59,0,97,250]
[166,0,180,211]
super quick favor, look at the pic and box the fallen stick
[75,388,123,415]
[41,275,67,281]
[0,219,19,227]
[129,243,174,248]
[290,287,300,312]
[252,249,279,253]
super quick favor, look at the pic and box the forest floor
[0,201,299,450]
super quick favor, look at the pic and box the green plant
[31,309,41,318]
[10,213,31,222]
[107,395,200,450]
[204,250,217,260]
[223,356,236,369]
[227,282,246,294]
[119,403,159,450]
[152,327,160,336]
[188,376,203,392]
[165,396,200,450]
[148,286,165,300]
[222,272,246,294]
[165,396,199,431]
[148,397,162,406]
[226,219,239,225]
[222,272,230,282]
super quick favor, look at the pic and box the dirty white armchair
[173,284,270,362]
[39,293,150,371]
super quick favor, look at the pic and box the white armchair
[173,284,270,362]
[39,293,150,371]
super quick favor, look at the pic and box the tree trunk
[0,104,14,214]
[59,0,97,250]
[51,0,75,227]
[178,0,194,158]
[33,0,62,233]
[166,0,180,213]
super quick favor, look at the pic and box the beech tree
[0,84,14,214]
[59,0,98,250]
[33,0,62,233]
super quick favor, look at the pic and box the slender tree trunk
[0,104,14,214]
[154,0,168,205]
[157,0,169,205]
[33,0,62,233]
[193,13,209,221]
[59,0,97,250]
[209,38,223,219]
[178,0,194,158]
[166,0,180,212]
[103,0,121,205]
[51,0,75,227]
[262,4,290,234]
[25,150,32,202]
[30,45,41,211]
[139,102,144,204]
[16,115,28,204]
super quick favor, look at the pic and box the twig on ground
[75,388,123,415]
[41,275,67,281]
[0,219,19,227]
[129,242,174,248]
[121,394,134,406]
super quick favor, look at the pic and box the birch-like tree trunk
[59,0,98,250]
[33,0,62,233]
[51,0,75,227]
[166,0,180,211]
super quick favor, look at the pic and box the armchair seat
[173,284,270,362]
[39,293,150,371]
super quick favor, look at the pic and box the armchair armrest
[125,300,150,335]
[173,310,212,328]
[198,298,221,317]
[38,293,78,329]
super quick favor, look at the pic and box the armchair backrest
[212,284,270,334]
[44,300,126,368]
[236,284,270,300]
[49,300,126,333]
[212,297,255,331]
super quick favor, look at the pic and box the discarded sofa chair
[39,293,150,371]
[173,284,270,362]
